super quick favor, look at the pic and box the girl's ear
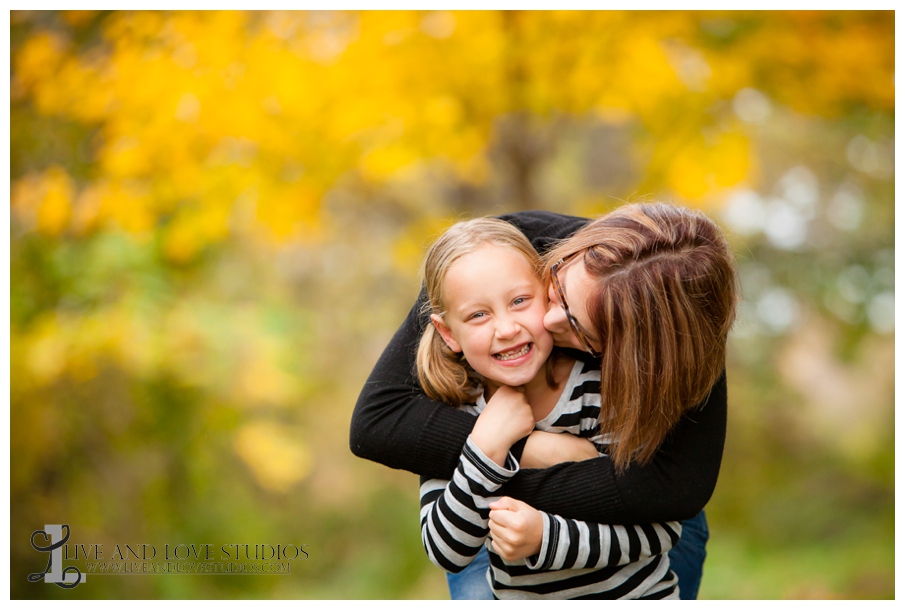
[431,314,461,353]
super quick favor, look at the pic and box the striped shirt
[419,359,682,599]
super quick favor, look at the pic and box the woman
[350,203,737,599]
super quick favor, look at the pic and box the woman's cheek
[543,305,567,334]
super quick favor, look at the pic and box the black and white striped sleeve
[419,436,520,573]
[525,515,682,572]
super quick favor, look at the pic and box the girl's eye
[513,297,528,306]
[469,312,486,320]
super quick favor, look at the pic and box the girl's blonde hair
[417,218,542,405]
[543,203,738,471]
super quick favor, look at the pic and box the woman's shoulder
[495,211,590,253]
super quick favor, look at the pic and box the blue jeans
[668,510,709,600]
[446,510,709,600]
[446,545,494,600]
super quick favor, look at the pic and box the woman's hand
[520,430,599,468]
[471,386,535,466]
[488,496,544,561]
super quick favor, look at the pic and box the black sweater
[349,211,727,525]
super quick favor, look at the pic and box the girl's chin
[488,364,545,388]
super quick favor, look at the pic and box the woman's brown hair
[543,203,738,471]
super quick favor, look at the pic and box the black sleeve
[349,287,475,479]
[349,210,727,523]
[497,371,727,524]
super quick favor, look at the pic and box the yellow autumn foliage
[11,10,893,250]
[233,420,313,492]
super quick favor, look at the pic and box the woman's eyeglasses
[550,254,602,358]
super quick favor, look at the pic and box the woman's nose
[543,303,568,334]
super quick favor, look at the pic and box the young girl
[416,218,681,600]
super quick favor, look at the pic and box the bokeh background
[10,10,894,600]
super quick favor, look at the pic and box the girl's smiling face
[431,244,553,390]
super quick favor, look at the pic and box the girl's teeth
[495,344,531,361]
